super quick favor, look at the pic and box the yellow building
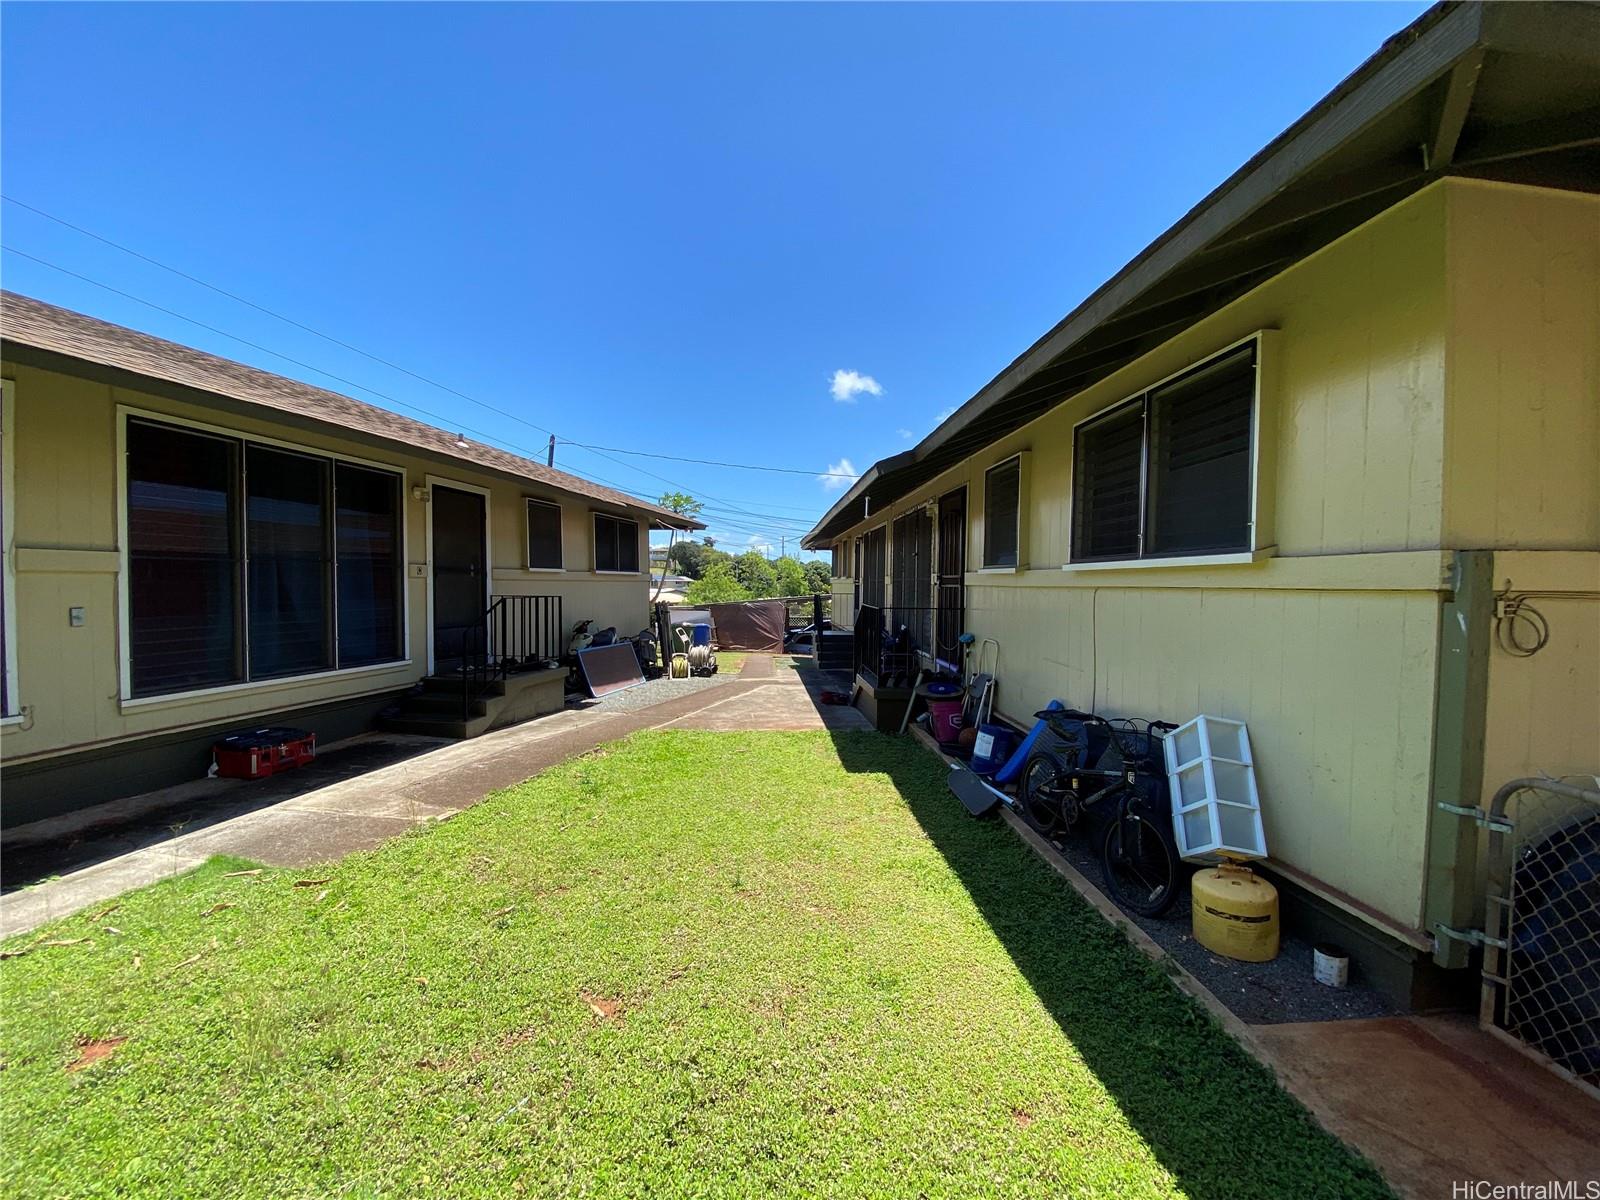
[805,2,1600,1006]
[0,293,701,825]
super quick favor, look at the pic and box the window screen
[594,513,639,573]
[983,457,1021,568]
[1145,346,1254,556]
[1072,404,1144,562]
[527,498,563,569]
[127,420,243,696]
[335,463,402,667]
[246,445,333,679]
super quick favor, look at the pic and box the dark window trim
[525,497,565,571]
[592,511,640,574]
[1067,337,1260,566]
[120,410,408,703]
[981,454,1024,570]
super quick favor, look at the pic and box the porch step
[381,666,567,741]
[400,692,492,717]
[381,711,494,740]
[817,630,855,670]
[419,674,506,698]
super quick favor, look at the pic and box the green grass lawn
[0,732,1389,1199]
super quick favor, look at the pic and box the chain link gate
[1477,778,1600,1099]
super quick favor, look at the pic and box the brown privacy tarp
[669,600,787,652]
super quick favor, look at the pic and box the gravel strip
[572,672,739,715]
[1053,834,1398,1024]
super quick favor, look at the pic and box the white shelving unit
[1163,715,1268,864]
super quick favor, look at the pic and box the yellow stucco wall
[824,180,1597,935]
[1448,185,1599,832]
[0,364,655,764]
[1444,182,1600,549]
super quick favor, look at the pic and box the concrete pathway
[1,657,867,938]
[1257,1012,1600,1198]
[986,738,1600,1200]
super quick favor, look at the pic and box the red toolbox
[212,727,316,780]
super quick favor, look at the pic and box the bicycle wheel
[1019,751,1069,839]
[1100,801,1180,917]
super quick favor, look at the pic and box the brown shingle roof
[0,290,703,529]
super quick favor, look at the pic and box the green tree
[652,493,705,602]
[803,559,832,595]
[730,550,779,599]
[773,555,808,598]
[658,492,705,522]
[685,561,750,604]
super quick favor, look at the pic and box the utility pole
[546,435,556,467]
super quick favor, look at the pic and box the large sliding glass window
[247,445,333,679]
[125,417,404,698]
[335,463,403,668]
[127,421,243,697]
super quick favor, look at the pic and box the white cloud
[830,369,883,404]
[936,405,957,423]
[819,457,859,493]
[746,534,774,555]
[897,428,915,440]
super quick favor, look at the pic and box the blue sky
[1,1,1428,558]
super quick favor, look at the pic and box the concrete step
[401,692,492,717]
[419,674,506,698]
[380,711,494,739]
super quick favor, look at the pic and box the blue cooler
[969,722,1016,776]
[691,623,712,647]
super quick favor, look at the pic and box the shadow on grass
[827,730,1392,1200]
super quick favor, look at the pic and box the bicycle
[1017,708,1183,917]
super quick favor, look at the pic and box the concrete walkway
[1,658,866,938]
[988,741,1600,1200]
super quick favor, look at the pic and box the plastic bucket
[969,723,1016,775]
[927,699,964,742]
[690,622,712,647]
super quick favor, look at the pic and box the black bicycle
[1018,709,1182,917]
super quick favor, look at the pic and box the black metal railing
[852,604,961,688]
[854,604,884,686]
[459,593,563,720]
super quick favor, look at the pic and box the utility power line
[3,244,827,545]
[1,195,863,481]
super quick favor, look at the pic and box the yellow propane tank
[1192,862,1280,962]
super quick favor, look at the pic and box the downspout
[1425,550,1493,969]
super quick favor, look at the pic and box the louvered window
[1071,341,1256,563]
[526,498,563,570]
[983,456,1022,568]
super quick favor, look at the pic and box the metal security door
[431,485,487,670]
[936,488,966,669]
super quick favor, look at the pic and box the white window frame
[592,511,641,575]
[115,405,412,707]
[1064,331,1275,573]
[524,496,565,572]
[1,380,19,721]
[980,452,1028,572]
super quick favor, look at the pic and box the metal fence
[1478,777,1600,1098]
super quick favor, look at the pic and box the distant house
[804,2,1599,1007]
[0,293,702,826]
